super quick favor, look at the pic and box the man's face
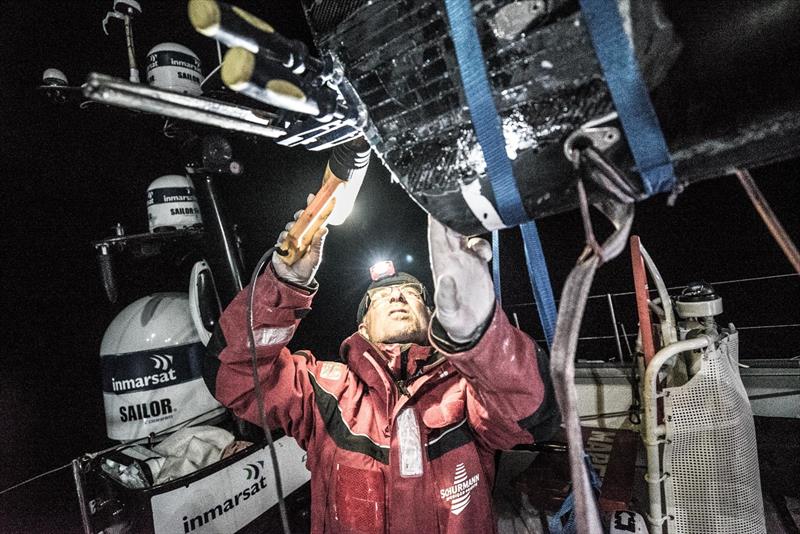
[359,283,431,345]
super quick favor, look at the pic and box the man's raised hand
[428,215,495,343]
[272,193,328,287]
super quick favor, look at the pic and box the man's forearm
[218,264,315,357]
[432,305,559,448]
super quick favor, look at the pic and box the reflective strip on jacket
[211,266,558,533]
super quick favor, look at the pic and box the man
[206,210,558,533]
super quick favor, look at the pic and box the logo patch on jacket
[319,362,345,381]
[439,463,480,515]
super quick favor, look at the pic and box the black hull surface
[302,0,800,234]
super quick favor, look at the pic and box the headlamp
[356,265,430,325]
[369,260,396,281]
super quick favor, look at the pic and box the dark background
[1,1,798,532]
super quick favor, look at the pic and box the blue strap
[444,0,557,347]
[579,0,676,195]
[520,222,557,348]
[548,453,603,534]
[491,230,502,303]
[442,0,527,226]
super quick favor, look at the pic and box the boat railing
[504,272,800,362]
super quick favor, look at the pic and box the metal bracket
[644,511,670,526]
[490,0,547,41]
[101,10,125,36]
[102,0,141,35]
[83,73,285,139]
[564,112,621,167]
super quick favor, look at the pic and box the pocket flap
[421,396,465,429]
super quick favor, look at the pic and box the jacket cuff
[268,263,318,294]
[249,265,317,325]
[429,302,496,353]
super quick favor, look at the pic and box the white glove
[272,194,329,287]
[428,215,495,343]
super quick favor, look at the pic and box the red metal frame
[630,235,656,365]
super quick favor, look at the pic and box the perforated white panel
[728,330,739,364]
[662,332,765,533]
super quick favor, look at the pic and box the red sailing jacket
[212,267,558,533]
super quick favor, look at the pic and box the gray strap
[549,196,634,534]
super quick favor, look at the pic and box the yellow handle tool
[277,137,371,265]
[278,167,342,265]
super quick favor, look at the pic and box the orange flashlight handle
[278,166,344,265]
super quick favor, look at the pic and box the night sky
[2,1,798,532]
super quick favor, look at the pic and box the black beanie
[356,272,430,325]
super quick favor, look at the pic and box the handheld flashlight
[277,137,371,265]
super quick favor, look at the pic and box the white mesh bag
[662,331,765,533]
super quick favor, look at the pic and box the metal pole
[123,15,140,83]
[631,235,656,365]
[72,459,94,534]
[194,173,244,304]
[607,293,624,362]
[83,74,285,139]
[734,168,800,274]
[619,322,634,359]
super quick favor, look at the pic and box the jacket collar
[339,333,446,402]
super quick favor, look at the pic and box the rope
[200,63,223,87]
[492,230,501,303]
[527,323,800,345]
[246,246,292,534]
[0,407,225,497]
[737,324,800,330]
[505,273,799,308]
[0,464,71,497]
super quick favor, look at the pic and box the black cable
[246,245,292,534]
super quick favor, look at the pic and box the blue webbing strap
[442,0,526,226]
[444,0,557,347]
[548,453,603,534]
[491,230,502,303]
[579,0,676,195]
[520,221,557,347]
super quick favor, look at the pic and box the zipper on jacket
[394,349,448,397]
[400,349,408,382]
[395,380,411,397]
[398,349,410,396]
